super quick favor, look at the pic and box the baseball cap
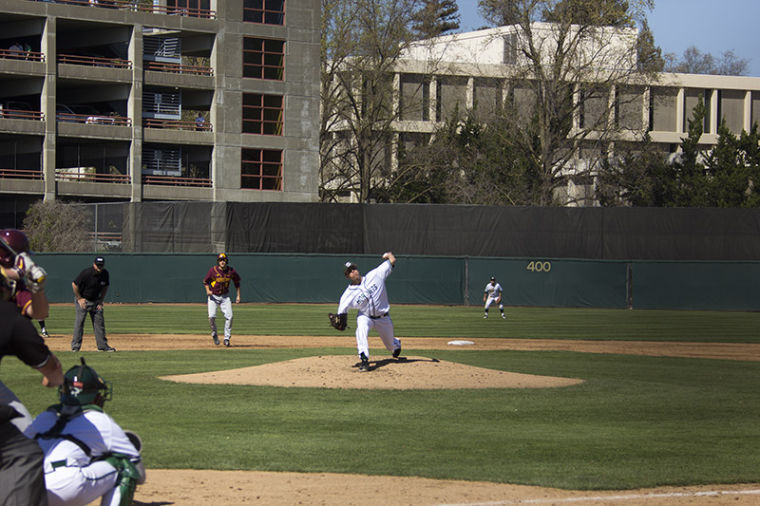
[490,276,495,280]
[94,256,105,266]
[344,262,357,276]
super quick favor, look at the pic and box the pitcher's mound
[160,355,583,389]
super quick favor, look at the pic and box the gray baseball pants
[72,299,110,350]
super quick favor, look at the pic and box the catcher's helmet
[217,252,228,263]
[60,357,112,407]
[0,229,30,268]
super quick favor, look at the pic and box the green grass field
[5,304,760,490]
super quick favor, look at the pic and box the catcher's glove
[328,312,347,331]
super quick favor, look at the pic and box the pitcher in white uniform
[336,252,402,372]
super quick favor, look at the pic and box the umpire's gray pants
[72,299,109,350]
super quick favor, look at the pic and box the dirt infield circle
[48,333,758,506]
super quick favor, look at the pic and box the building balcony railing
[57,112,132,126]
[143,118,212,131]
[143,174,212,187]
[28,0,216,19]
[57,53,132,69]
[0,109,45,121]
[55,169,130,184]
[0,49,45,62]
[145,61,213,76]
[0,168,43,180]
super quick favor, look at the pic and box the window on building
[243,0,285,25]
[615,86,644,131]
[684,89,710,134]
[649,87,677,132]
[752,91,760,129]
[473,78,502,122]
[241,148,282,190]
[242,94,283,135]
[243,38,285,80]
[436,76,468,122]
[580,86,610,130]
[718,89,745,134]
[399,74,429,121]
[503,33,518,65]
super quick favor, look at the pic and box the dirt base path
[55,334,757,505]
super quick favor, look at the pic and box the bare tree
[23,201,91,252]
[464,0,658,205]
[664,46,749,76]
[320,0,426,202]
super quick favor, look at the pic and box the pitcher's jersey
[484,282,503,299]
[338,259,393,317]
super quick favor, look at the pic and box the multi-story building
[328,25,760,204]
[0,0,320,224]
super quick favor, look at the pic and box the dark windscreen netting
[108,202,760,260]
[601,207,760,260]
[226,202,364,253]
[363,204,604,257]
[122,202,216,252]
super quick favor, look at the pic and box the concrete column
[129,25,144,202]
[743,90,752,132]
[642,87,651,132]
[708,89,718,134]
[676,88,684,133]
[429,77,437,122]
[41,17,56,201]
[466,76,474,110]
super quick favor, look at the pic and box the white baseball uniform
[338,259,400,359]
[484,281,503,309]
[24,407,142,506]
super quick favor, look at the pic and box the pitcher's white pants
[354,314,400,359]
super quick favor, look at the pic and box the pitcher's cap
[344,262,357,275]
[490,276,495,280]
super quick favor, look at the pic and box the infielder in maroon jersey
[203,253,241,347]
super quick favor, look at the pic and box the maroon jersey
[14,287,33,317]
[203,265,240,296]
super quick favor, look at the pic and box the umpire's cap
[344,262,357,276]
[94,256,105,266]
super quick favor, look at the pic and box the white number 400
[526,261,551,272]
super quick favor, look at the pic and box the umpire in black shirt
[71,256,115,352]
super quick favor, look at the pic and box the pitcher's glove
[328,312,347,331]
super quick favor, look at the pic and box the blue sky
[455,0,760,76]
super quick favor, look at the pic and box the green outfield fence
[35,253,760,311]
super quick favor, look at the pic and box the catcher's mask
[217,253,228,263]
[0,229,30,268]
[60,357,112,407]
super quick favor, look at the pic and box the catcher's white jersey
[338,259,393,317]
[484,282,503,300]
[25,408,141,505]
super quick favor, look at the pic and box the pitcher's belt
[369,313,389,320]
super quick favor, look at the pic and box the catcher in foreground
[329,252,402,372]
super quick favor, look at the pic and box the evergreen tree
[412,0,460,38]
